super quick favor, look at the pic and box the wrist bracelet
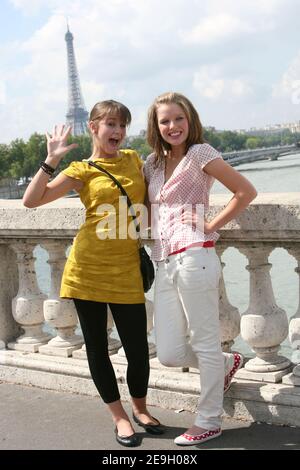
[40,161,56,175]
[40,165,52,177]
[41,161,56,173]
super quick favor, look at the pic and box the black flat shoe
[114,427,140,447]
[132,413,165,435]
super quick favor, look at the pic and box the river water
[34,152,300,358]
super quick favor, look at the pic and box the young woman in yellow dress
[23,100,163,447]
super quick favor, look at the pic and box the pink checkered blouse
[143,144,222,261]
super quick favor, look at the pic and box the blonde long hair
[147,92,204,165]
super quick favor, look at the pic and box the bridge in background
[223,143,300,166]
[0,144,299,200]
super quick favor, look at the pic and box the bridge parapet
[0,195,300,425]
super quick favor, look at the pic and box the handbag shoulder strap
[87,160,140,234]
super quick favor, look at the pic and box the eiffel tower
[65,25,88,135]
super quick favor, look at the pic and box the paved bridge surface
[1,382,299,451]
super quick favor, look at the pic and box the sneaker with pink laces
[174,428,222,446]
[224,352,243,393]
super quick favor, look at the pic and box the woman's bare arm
[203,158,257,234]
[23,172,83,208]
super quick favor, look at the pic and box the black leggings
[73,299,150,404]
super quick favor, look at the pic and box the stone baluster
[8,240,51,352]
[39,241,83,357]
[0,243,20,348]
[142,240,156,357]
[145,298,157,358]
[73,305,121,359]
[117,298,156,360]
[283,245,300,386]
[239,244,292,382]
[72,343,87,359]
[107,307,122,355]
[216,243,241,352]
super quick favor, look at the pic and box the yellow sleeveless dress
[60,149,145,304]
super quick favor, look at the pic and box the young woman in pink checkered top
[144,92,257,446]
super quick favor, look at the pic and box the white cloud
[0,81,6,105]
[182,14,254,45]
[194,78,225,101]
[272,52,300,101]
[82,81,106,108]
[230,79,254,97]
[22,14,64,52]
[193,66,253,101]
[9,0,56,15]
[2,0,300,142]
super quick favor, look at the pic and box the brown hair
[89,100,131,125]
[89,100,131,156]
[147,92,204,165]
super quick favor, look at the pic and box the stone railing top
[0,193,300,241]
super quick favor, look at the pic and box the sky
[1,0,300,143]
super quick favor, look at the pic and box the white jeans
[154,247,233,429]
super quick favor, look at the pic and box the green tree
[8,139,27,179]
[0,144,10,178]
[126,137,152,159]
[60,134,92,170]
[246,137,261,149]
[203,129,221,150]
[219,131,247,152]
[23,133,47,180]
[138,143,152,159]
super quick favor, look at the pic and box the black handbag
[88,160,155,292]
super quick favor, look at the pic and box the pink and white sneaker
[224,352,243,393]
[174,428,222,446]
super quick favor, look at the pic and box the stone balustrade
[0,194,300,426]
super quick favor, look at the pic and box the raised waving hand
[46,125,78,163]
